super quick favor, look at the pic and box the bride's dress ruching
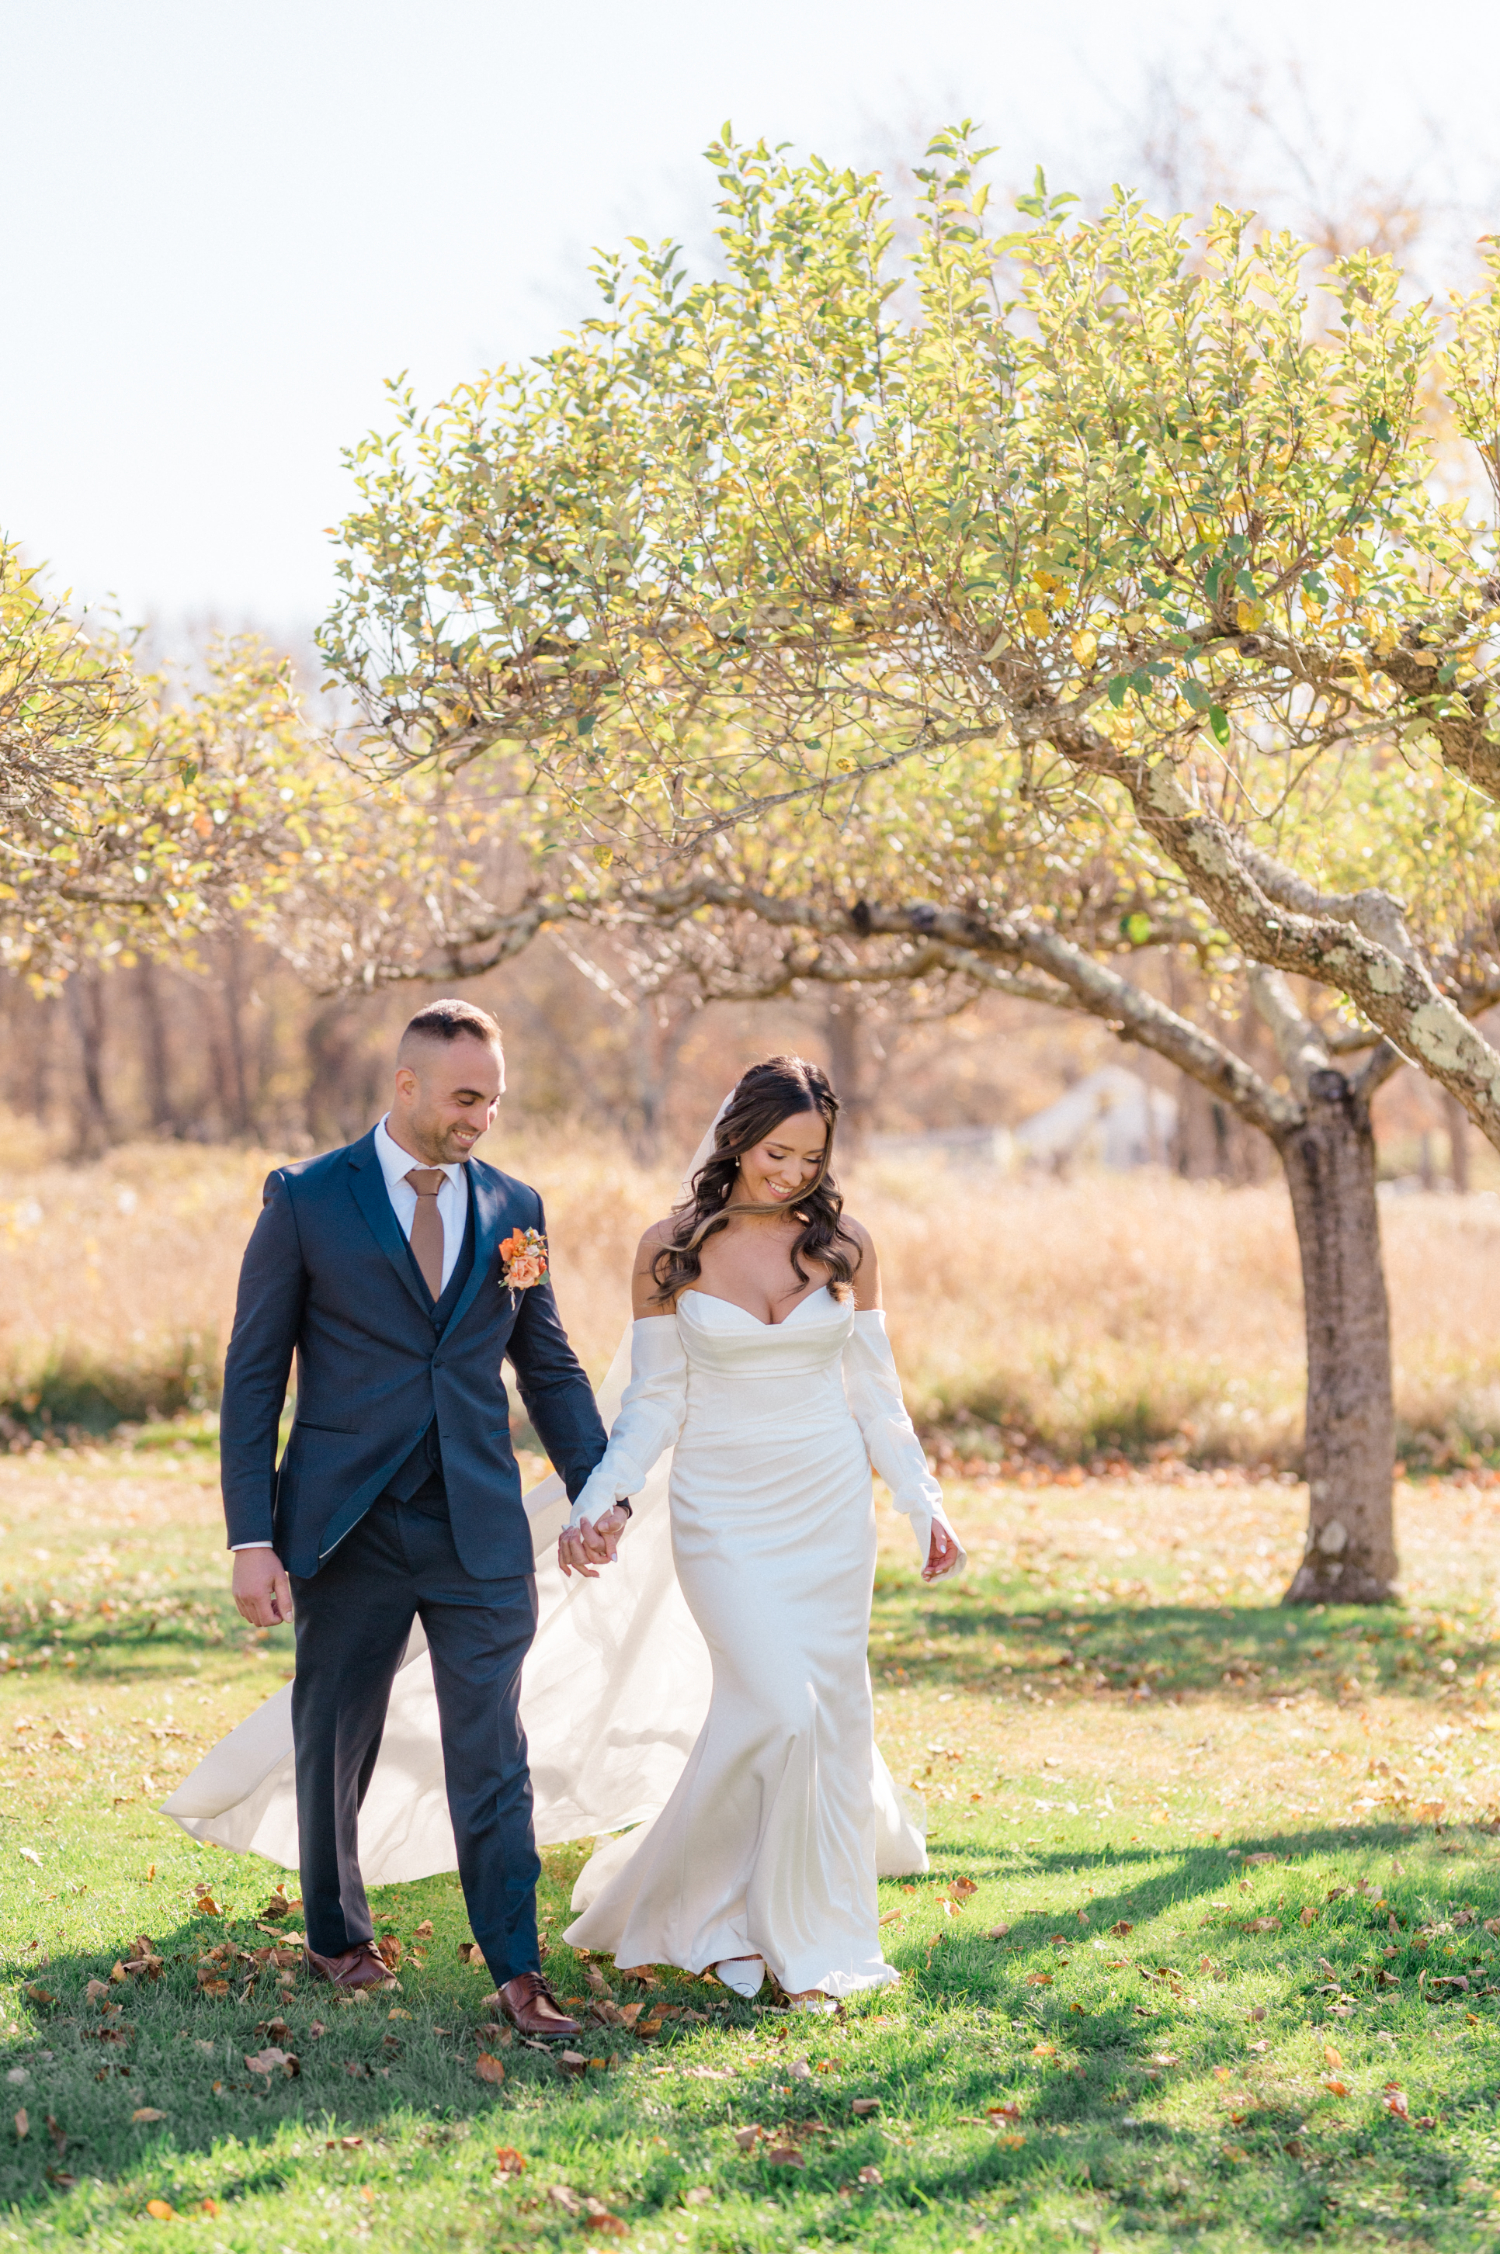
[562,1288,958,1997]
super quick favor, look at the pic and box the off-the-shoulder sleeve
[842,1309,965,1578]
[567,1317,688,1527]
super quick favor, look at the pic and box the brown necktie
[404,1169,446,1299]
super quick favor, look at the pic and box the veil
[162,1097,926,1883]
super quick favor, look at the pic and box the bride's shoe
[714,1955,766,1999]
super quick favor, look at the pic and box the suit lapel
[345,1131,432,1319]
[438,1161,505,1344]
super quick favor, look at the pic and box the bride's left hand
[922,1522,962,1582]
[558,1505,632,1580]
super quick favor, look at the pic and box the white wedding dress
[562,1288,958,1995]
[164,1184,958,1997]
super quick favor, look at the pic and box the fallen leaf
[199,2199,219,2216]
[1221,2144,1250,2164]
[790,2059,812,2081]
[986,1922,1011,1939]
[857,2164,883,2183]
[244,2047,299,2078]
[132,2107,167,2124]
[1323,2076,1351,2097]
[494,2146,526,2175]
[1324,2044,1344,2070]
[558,2051,588,2076]
[18,1849,40,1868]
[1244,1917,1281,1934]
[1300,1906,1317,1927]
[987,2102,1022,2123]
[145,2200,176,2220]
[1031,2042,1056,2059]
[476,2053,507,2084]
[413,1919,433,1938]
[1109,1921,1133,1937]
[1384,2084,1410,2120]
[85,1979,110,2004]
[732,2125,765,2151]
[767,2146,804,2167]
[851,2098,881,2116]
[997,2131,1026,2149]
[582,2201,628,2235]
[24,1986,54,2007]
[683,2187,713,2207]
[13,2110,26,2140]
[548,2186,583,2215]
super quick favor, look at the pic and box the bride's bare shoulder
[630,1218,681,1313]
[838,1214,882,1309]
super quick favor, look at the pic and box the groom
[221,999,607,2035]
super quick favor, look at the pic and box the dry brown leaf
[548,2186,583,2214]
[1109,1921,1133,1938]
[767,2147,804,2168]
[476,2052,507,2084]
[145,2200,176,2220]
[494,2145,526,2175]
[851,2098,881,2116]
[131,2108,166,2124]
[986,1922,1011,1939]
[244,2047,299,2078]
[13,2110,27,2141]
[857,2164,883,2183]
[732,2125,765,2150]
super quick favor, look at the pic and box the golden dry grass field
[2,1114,1500,1470]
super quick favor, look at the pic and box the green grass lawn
[3,1454,1500,2250]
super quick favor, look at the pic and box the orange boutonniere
[500,1227,548,1308]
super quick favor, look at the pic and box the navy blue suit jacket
[218,1129,607,1581]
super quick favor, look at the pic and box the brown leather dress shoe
[304,1940,398,1992]
[496,1970,581,2039]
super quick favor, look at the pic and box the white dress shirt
[372,1114,469,1293]
[231,1118,470,1552]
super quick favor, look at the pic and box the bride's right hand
[558,1505,632,1580]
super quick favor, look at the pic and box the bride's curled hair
[651,1055,858,1305]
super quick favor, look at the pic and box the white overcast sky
[3,0,1497,640]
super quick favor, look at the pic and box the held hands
[558,1504,632,1580]
[232,1548,294,1627]
[922,1522,963,1583]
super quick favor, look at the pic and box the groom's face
[390,1034,504,1165]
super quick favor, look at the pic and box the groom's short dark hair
[398,999,503,1059]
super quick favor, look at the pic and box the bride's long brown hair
[651,1056,859,1306]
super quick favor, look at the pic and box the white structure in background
[869,1066,1177,1174]
[1014,1066,1177,1171]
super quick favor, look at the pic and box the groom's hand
[232,1548,294,1626]
[558,1505,632,1580]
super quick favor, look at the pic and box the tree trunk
[66,973,113,1158]
[824,995,873,1155]
[136,959,180,1135]
[1445,1089,1471,1194]
[1275,1068,1397,1604]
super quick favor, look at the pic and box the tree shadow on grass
[871,1587,1500,1708]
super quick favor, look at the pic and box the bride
[162,1057,962,2006]
[557,1056,963,2006]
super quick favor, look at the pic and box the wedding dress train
[162,1303,949,1971]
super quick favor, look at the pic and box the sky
[3,0,1498,643]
